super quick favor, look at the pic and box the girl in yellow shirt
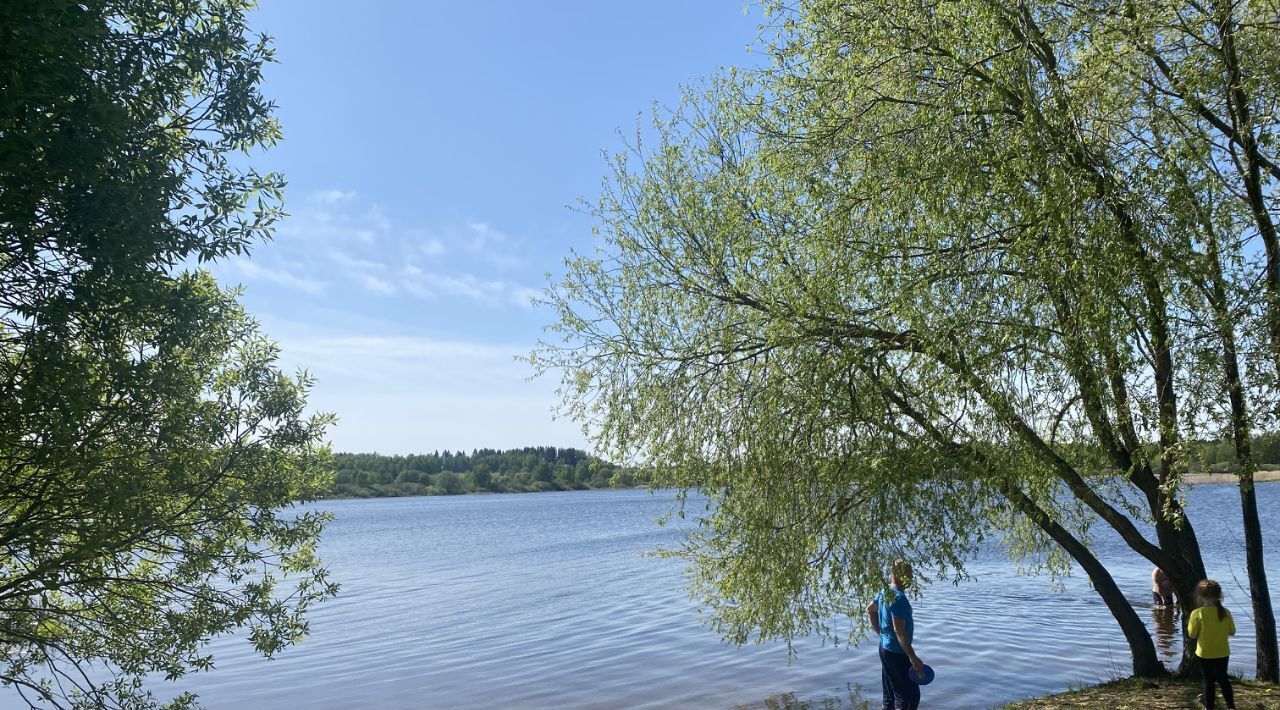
[1187,579,1236,710]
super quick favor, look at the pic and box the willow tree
[1,1,336,707]
[1113,0,1280,680]
[539,0,1280,680]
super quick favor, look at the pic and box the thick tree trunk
[1150,499,1208,679]
[1167,570,1203,680]
[1172,575,1202,679]
[1240,474,1280,681]
[999,482,1165,678]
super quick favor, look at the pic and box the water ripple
[1,487,1272,710]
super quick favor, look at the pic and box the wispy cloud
[508,286,543,309]
[328,250,388,273]
[218,187,583,454]
[266,330,586,454]
[313,188,356,204]
[218,257,328,294]
[401,268,506,301]
[418,236,447,256]
[281,334,531,388]
[464,222,526,270]
[227,188,550,307]
[465,222,505,250]
[360,273,396,295]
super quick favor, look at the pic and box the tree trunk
[1202,191,1280,682]
[1172,574,1202,679]
[999,482,1165,678]
[1240,473,1280,681]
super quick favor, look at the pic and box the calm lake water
[11,484,1280,709]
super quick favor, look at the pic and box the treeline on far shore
[1191,432,1280,472]
[326,447,649,498]
[324,434,1280,500]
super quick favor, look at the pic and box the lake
[12,484,1280,709]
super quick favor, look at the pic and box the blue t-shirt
[877,585,913,654]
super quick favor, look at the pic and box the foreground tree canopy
[539,0,1280,680]
[1,1,335,707]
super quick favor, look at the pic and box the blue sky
[208,2,766,455]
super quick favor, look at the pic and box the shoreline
[1185,469,1280,484]
[1001,675,1280,708]
[314,471,1280,501]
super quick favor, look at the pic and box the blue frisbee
[908,664,935,685]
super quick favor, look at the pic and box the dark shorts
[1152,591,1174,606]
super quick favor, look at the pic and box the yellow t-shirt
[1188,606,1235,659]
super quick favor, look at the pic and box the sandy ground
[1184,469,1280,485]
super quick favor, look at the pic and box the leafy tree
[1,1,335,706]
[434,471,462,495]
[1120,0,1280,679]
[538,0,1280,679]
[471,464,492,491]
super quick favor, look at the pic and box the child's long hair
[1197,579,1227,621]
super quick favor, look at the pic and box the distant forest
[327,447,648,498]
[1192,432,1280,473]
[323,435,1280,500]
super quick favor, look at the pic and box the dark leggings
[1199,655,1234,709]
[879,646,920,710]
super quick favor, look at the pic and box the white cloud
[315,391,588,455]
[218,257,328,294]
[359,273,395,295]
[364,205,393,233]
[281,334,529,387]
[255,189,550,312]
[328,249,387,272]
[439,273,503,299]
[508,286,543,309]
[464,222,525,270]
[313,188,356,204]
[396,268,539,305]
[275,199,385,246]
[465,222,505,250]
[419,238,446,256]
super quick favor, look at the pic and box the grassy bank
[1002,676,1280,708]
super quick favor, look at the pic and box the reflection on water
[1151,603,1180,668]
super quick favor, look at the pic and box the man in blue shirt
[865,560,925,710]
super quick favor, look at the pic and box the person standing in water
[1187,579,1236,710]
[1151,566,1176,607]
[866,560,926,710]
